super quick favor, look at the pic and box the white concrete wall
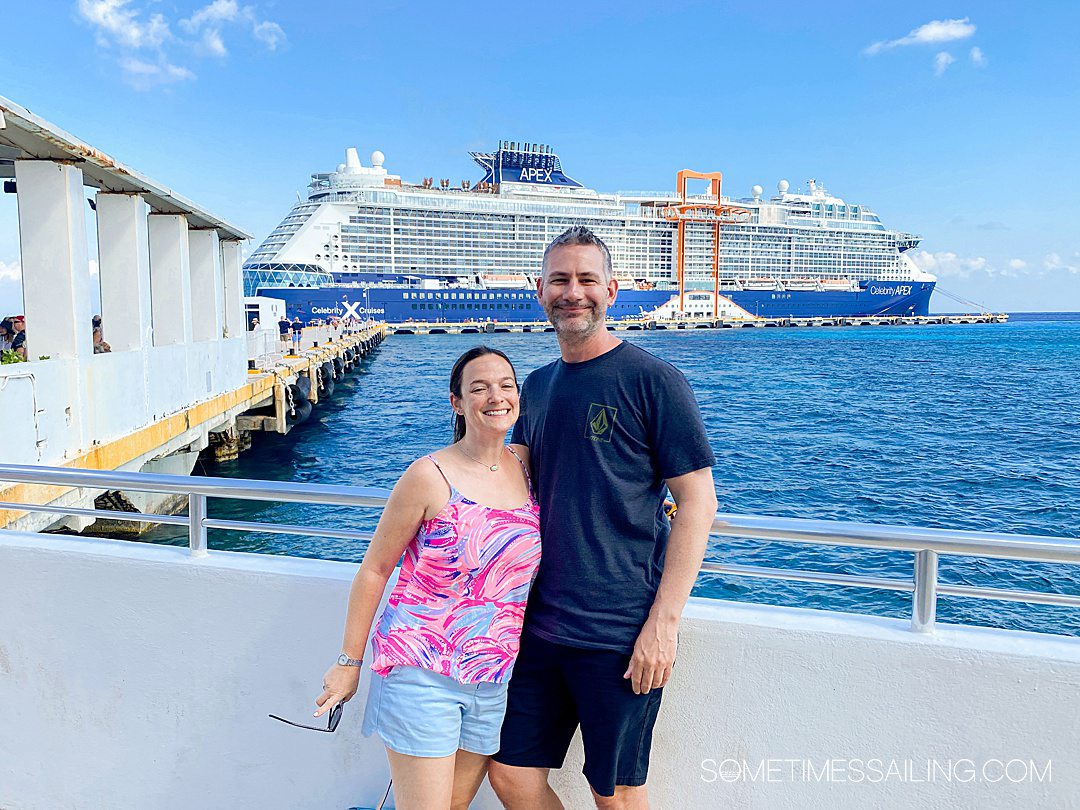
[0,358,81,464]
[142,338,247,423]
[0,338,246,467]
[1,532,1077,810]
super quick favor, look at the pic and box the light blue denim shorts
[361,665,508,758]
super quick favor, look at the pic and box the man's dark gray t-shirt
[511,341,716,653]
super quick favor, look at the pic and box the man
[489,227,717,809]
[278,314,292,346]
[290,316,303,353]
[10,315,27,360]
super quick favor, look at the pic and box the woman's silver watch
[337,653,363,667]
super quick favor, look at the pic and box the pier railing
[2,464,1078,634]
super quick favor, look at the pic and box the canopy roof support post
[148,213,194,347]
[96,192,152,352]
[189,229,224,342]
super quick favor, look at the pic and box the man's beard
[544,300,605,341]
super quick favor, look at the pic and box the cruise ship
[244,142,936,322]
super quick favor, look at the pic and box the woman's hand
[314,663,362,717]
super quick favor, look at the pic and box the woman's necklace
[456,444,503,472]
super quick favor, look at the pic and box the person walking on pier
[488,227,717,810]
[290,317,303,353]
[313,346,541,810]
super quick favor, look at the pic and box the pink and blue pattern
[370,458,542,684]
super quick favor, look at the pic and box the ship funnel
[344,148,363,173]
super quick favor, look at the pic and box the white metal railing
[2,464,1079,634]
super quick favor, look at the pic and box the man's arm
[624,466,717,695]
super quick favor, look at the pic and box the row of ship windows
[337,210,895,237]
[710,225,896,240]
[365,199,627,218]
[332,262,889,276]
[349,210,659,228]
[337,230,891,252]
[332,239,889,258]
[342,222,674,243]
[409,303,534,311]
[401,292,534,300]
[374,246,674,257]
[351,218,672,231]
[340,231,674,245]
[328,256,675,266]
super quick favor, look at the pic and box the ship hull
[726,281,935,318]
[256,280,935,323]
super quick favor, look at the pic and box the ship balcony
[897,232,922,251]
[1,465,1078,809]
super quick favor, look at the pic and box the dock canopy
[0,95,248,240]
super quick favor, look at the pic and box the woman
[316,346,540,810]
[92,326,111,354]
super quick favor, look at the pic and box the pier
[385,312,1008,334]
[233,322,385,441]
[0,96,385,534]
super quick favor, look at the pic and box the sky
[2,1,1078,313]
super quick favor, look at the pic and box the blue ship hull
[726,281,935,318]
[255,281,935,324]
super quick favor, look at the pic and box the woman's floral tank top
[369,447,542,684]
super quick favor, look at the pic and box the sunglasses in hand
[269,700,343,733]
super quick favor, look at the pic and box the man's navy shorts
[494,629,663,797]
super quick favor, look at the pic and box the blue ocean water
[151,314,1080,636]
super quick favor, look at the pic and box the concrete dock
[0,96,385,534]
[385,313,1008,335]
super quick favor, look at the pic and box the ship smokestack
[344,148,363,174]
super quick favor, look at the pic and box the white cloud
[180,1,287,59]
[182,0,241,29]
[121,57,196,89]
[0,260,24,316]
[77,0,170,50]
[914,251,1080,281]
[78,0,284,87]
[1043,252,1080,274]
[252,20,286,51]
[933,51,959,76]
[912,250,1006,279]
[0,259,21,283]
[933,52,956,76]
[970,46,987,67]
[200,28,228,57]
[864,17,976,56]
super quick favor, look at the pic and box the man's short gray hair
[542,226,613,281]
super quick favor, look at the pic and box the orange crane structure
[661,170,751,317]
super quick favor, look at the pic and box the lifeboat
[743,277,780,291]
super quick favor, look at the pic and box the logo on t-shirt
[586,403,618,442]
